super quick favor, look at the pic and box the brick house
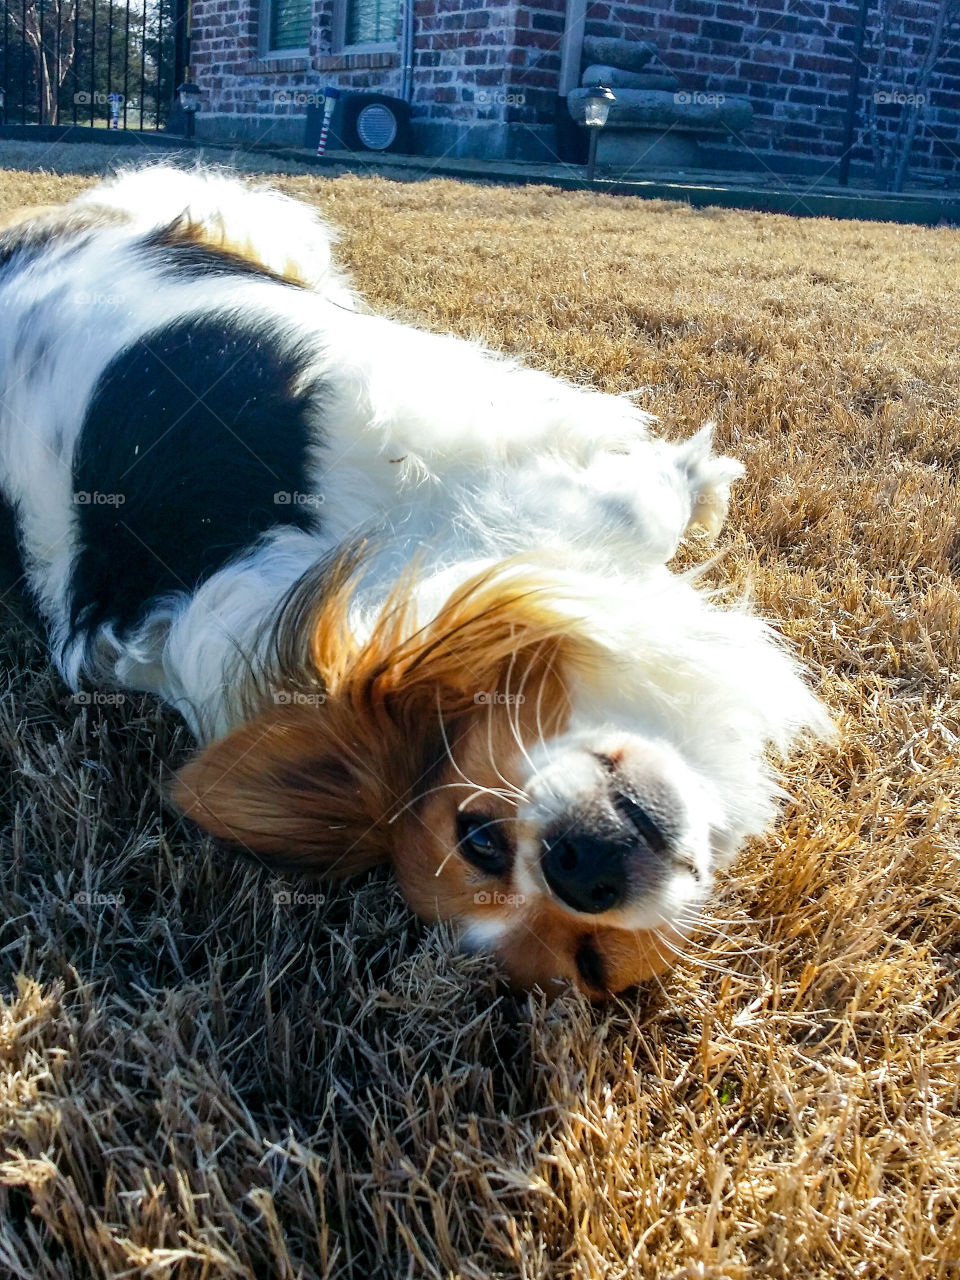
[189,0,960,182]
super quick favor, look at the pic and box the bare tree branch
[6,0,78,123]
[865,1,960,192]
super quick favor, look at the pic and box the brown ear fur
[172,560,591,878]
[171,702,401,874]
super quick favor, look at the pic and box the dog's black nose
[541,830,631,914]
[541,795,667,915]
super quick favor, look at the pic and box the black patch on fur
[0,492,43,638]
[575,938,608,991]
[0,493,26,595]
[141,222,304,286]
[69,313,322,642]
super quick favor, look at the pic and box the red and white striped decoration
[316,87,340,156]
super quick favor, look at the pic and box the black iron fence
[1,0,188,129]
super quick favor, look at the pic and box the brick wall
[190,0,960,179]
[584,0,960,180]
[190,0,564,149]
[409,0,569,144]
[412,0,519,126]
[190,0,404,146]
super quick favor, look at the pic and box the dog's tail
[73,162,355,303]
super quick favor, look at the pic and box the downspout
[838,0,871,187]
[400,0,415,103]
[558,0,587,99]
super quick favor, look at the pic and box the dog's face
[393,706,713,997]
[174,559,820,999]
[175,691,708,998]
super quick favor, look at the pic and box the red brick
[748,44,793,65]
[674,0,715,13]
[701,18,745,42]
[735,59,784,83]
[792,52,850,74]
[656,14,700,33]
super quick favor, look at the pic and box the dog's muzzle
[540,792,669,915]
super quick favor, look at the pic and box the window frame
[259,0,312,59]
[332,0,401,56]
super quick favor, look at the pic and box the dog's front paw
[676,425,745,542]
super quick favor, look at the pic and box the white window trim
[332,0,400,56]
[258,0,311,58]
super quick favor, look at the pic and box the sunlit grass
[0,145,957,1278]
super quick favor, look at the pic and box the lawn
[0,140,958,1279]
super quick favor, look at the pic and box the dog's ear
[172,562,583,877]
[171,702,396,875]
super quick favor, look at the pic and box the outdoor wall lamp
[581,84,616,181]
[177,80,202,138]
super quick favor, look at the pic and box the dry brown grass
[0,145,958,1279]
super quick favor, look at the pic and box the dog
[0,166,831,997]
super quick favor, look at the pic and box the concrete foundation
[411,120,560,163]
[596,129,702,169]
[195,112,311,148]
[194,113,558,164]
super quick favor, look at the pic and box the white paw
[674,424,745,541]
[575,425,744,562]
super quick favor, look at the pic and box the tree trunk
[10,0,77,124]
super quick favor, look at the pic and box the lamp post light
[176,80,201,139]
[582,84,615,182]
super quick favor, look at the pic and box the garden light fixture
[582,84,616,181]
[177,80,202,138]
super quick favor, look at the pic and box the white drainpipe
[558,0,587,98]
[400,0,416,102]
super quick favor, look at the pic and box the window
[344,0,399,47]
[266,0,311,52]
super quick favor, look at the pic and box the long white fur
[0,164,832,942]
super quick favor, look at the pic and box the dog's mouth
[465,906,691,999]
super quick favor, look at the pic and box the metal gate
[1,0,188,129]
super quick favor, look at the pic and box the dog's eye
[456,812,511,875]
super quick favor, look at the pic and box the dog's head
[173,555,829,998]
